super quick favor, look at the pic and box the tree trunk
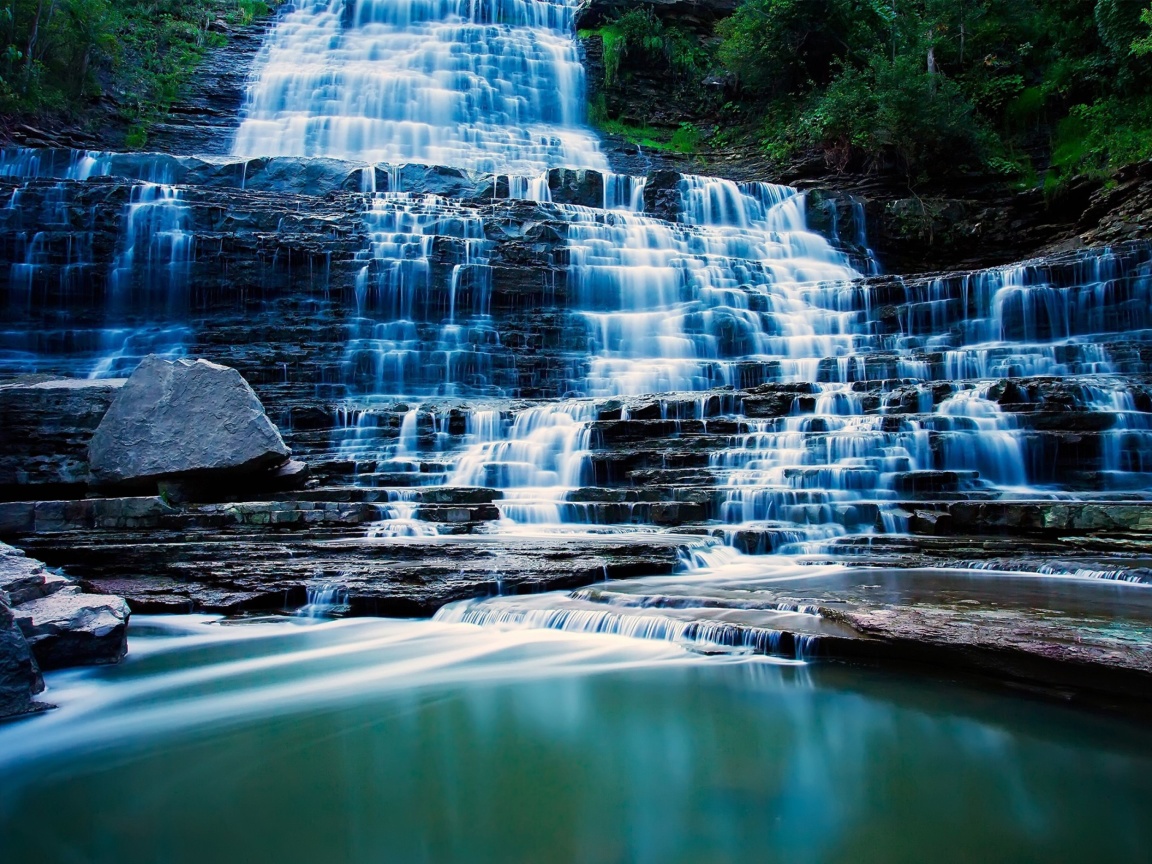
[25,0,45,74]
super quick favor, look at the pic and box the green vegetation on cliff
[586,0,1152,186]
[0,0,277,142]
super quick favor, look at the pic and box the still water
[1,614,1149,863]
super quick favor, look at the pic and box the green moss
[124,124,148,149]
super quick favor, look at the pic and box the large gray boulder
[88,356,290,487]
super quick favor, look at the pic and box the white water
[1,0,1150,551]
[0,151,195,378]
[232,0,607,173]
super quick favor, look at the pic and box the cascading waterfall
[0,0,1149,597]
[0,150,195,378]
[341,193,498,397]
[231,0,607,173]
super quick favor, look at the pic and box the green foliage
[1132,4,1152,54]
[0,0,281,137]
[670,121,700,153]
[1052,95,1152,175]
[582,5,714,88]
[712,0,1152,182]
[586,92,689,152]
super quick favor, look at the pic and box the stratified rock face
[0,597,43,719]
[12,590,129,670]
[88,356,290,487]
[0,378,125,498]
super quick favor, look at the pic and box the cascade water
[0,151,195,377]
[0,0,1150,553]
[232,0,607,173]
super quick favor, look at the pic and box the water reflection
[0,615,1149,863]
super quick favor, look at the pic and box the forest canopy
[593,0,1152,186]
[0,0,276,143]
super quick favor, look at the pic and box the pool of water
[1,614,1149,863]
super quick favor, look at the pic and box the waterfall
[231,0,607,174]
[1,0,1151,558]
[0,152,195,378]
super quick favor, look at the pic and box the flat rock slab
[89,356,289,487]
[573,563,1152,709]
[18,531,691,616]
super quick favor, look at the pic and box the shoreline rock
[0,541,129,688]
[0,594,45,720]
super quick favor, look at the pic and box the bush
[767,55,987,178]
[583,5,714,88]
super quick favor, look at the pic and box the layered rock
[0,541,128,680]
[0,594,43,719]
[12,590,129,670]
[0,378,124,499]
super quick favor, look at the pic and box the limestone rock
[88,356,290,487]
[0,597,44,719]
[1,540,129,670]
[14,590,129,669]
[0,377,125,495]
[0,540,70,604]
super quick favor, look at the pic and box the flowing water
[231,0,606,172]
[0,614,1150,864]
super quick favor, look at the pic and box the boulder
[88,356,290,488]
[13,590,129,670]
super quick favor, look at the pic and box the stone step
[268,486,504,504]
[13,530,692,615]
[897,500,1152,536]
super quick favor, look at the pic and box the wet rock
[904,501,1152,536]
[643,170,685,222]
[0,540,70,604]
[88,356,290,489]
[13,589,129,669]
[0,496,180,536]
[386,163,482,197]
[190,156,363,195]
[0,539,127,679]
[21,531,689,616]
[0,596,44,719]
[545,168,605,208]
